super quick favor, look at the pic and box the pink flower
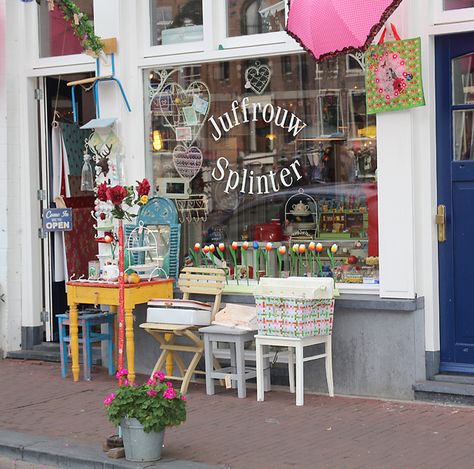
[163,388,177,399]
[115,369,128,379]
[103,393,115,405]
[180,395,187,401]
[166,381,173,388]
[153,371,165,382]
[147,389,157,397]
[122,379,130,387]
[146,379,157,386]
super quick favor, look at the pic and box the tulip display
[229,241,239,284]
[241,241,250,285]
[276,245,287,277]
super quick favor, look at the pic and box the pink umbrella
[287,0,404,62]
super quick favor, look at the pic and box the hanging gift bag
[365,23,425,114]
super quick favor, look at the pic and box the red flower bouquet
[136,179,150,198]
[106,185,128,206]
[97,182,108,202]
[96,178,151,221]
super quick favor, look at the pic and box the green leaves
[104,379,186,433]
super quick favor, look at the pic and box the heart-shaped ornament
[244,62,272,95]
[173,145,203,181]
[159,81,210,146]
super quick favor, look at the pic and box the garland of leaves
[21,0,104,56]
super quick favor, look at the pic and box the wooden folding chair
[140,267,226,394]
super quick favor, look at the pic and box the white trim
[428,20,474,35]
[138,43,304,69]
[144,41,206,59]
[31,55,95,71]
[221,32,288,50]
[26,63,96,78]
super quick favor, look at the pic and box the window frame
[142,0,208,58]
[433,0,474,24]
[27,0,96,69]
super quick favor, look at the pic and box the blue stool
[58,311,115,380]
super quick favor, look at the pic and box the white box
[147,299,212,325]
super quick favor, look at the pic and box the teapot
[101,263,119,282]
[292,200,310,214]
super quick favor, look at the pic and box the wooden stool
[255,334,334,406]
[140,267,226,394]
[58,312,115,381]
[199,325,269,399]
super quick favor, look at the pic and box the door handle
[436,205,446,242]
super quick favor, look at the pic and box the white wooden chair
[140,267,226,394]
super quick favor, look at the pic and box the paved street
[1,359,474,468]
[0,457,55,469]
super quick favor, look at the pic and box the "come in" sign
[42,208,73,232]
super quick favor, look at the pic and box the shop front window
[226,0,286,37]
[38,0,94,58]
[144,54,379,285]
[443,0,474,10]
[150,0,203,46]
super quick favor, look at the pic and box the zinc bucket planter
[121,417,164,462]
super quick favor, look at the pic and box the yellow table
[66,279,174,383]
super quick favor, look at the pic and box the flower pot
[120,417,164,462]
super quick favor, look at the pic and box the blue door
[437,32,474,373]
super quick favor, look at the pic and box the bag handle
[378,23,401,44]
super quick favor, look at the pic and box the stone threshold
[0,429,227,469]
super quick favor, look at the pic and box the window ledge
[172,288,424,312]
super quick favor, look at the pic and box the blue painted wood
[137,197,179,225]
[436,32,474,372]
[136,197,181,279]
[57,312,115,380]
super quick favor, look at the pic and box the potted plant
[104,369,186,462]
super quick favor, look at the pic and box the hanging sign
[42,208,73,232]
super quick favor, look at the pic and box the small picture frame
[176,126,193,141]
[155,92,172,114]
[192,95,209,115]
[183,106,198,126]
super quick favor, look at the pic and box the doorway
[39,72,96,342]
[436,32,474,373]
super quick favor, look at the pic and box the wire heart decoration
[244,61,272,95]
[172,144,203,181]
[158,81,210,147]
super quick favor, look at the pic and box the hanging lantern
[80,151,94,191]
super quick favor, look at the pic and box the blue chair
[58,311,115,380]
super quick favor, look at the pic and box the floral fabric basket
[255,295,334,338]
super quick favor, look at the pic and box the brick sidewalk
[1,359,474,469]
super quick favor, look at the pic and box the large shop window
[38,0,94,57]
[144,54,379,285]
[150,0,203,46]
[226,0,286,37]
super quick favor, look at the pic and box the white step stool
[255,334,334,406]
[199,325,270,398]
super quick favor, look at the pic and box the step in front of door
[414,379,474,406]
